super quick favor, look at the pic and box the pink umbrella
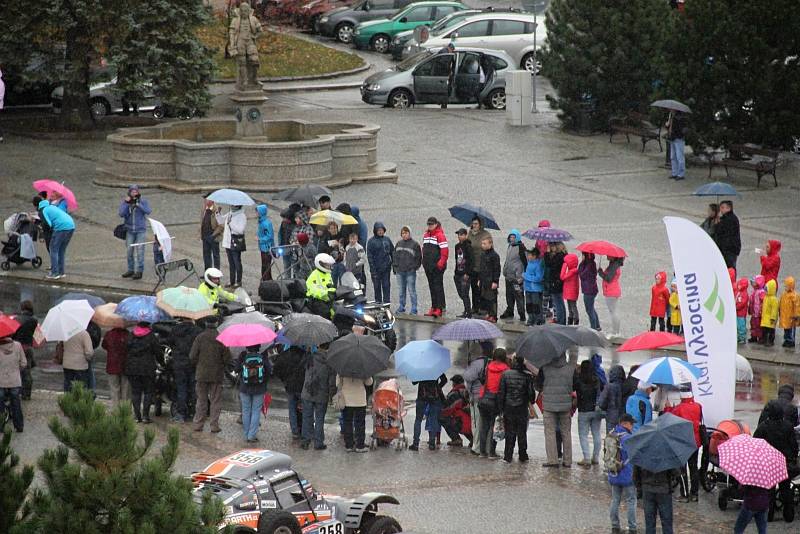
[718,434,788,489]
[216,323,276,348]
[33,179,79,212]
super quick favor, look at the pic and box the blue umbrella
[448,203,500,230]
[395,340,451,381]
[625,413,698,473]
[116,296,171,323]
[55,292,105,309]
[522,227,573,242]
[632,356,702,386]
[693,182,739,198]
[432,318,503,341]
[207,188,255,206]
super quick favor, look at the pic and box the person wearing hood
[754,399,799,523]
[760,279,779,345]
[367,221,394,303]
[393,226,422,315]
[278,203,300,272]
[118,185,152,280]
[500,229,527,322]
[560,252,580,325]
[0,335,26,432]
[535,351,578,467]
[668,278,682,334]
[440,374,472,447]
[759,384,800,429]
[544,242,567,325]
[625,382,654,431]
[351,205,368,247]
[649,271,670,332]
[11,301,37,400]
[190,316,232,433]
[664,386,703,501]
[599,256,624,337]
[256,204,274,281]
[579,252,600,330]
[200,200,223,270]
[714,200,741,269]
[452,228,473,317]
[422,217,449,317]
[476,348,510,457]
[534,219,551,261]
[467,217,491,312]
[37,196,75,279]
[778,276,798,348]
[749,275,767,342]
[523,247,545,326]
[125,322,160,423]
[222,205,247,288]
[758,239,781,283]
[498,355,535,463]
[735,278,750,344]
[598,364,626,432]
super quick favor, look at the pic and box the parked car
[297,0,354,30]
[51,74,161,119]
[361,47,512,109]
[316,0,415,43]
[353,1,467,53]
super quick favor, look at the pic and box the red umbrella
[0,314,21,338]
[618,331,685,352]
[32,179,79,212]
[576,240,627,258]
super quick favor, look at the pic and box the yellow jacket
[760,279,779,329]
[198,281,236,307]
[778,276,799,328]
[669,291,681,326]
[306,269,335,301]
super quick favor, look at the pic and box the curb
[262,81,363,93]
[212,62,369,84]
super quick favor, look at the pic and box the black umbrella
[326,333,391,379]
[515,324,608,368]
[280,313,338,347]
[273,184,333,208]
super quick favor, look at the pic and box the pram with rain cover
[1,213,42,271]
[369,378,408,450]
[699,419,750,510]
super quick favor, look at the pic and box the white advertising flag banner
[664,216,736,427]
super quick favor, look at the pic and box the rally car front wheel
[360,515,402,534]
[258,510,302,534]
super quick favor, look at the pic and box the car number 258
[317,522,343,534]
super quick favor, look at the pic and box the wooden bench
[609,111,663,152]
[713,144,780,187]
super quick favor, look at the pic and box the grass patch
[198,17,364,79]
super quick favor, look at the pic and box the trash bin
[505,70,533,127]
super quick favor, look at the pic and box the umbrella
[432,318,503,341]
[736,353,754,382]
[32,179,79,212]
[149,218,173,263]
[55,292,106,309]
[617,331,685,352]
[576,240,627,258]
[515,324,607,368]
[718,434,788,489]
[206,188,255,206]
[0,314,21,338]
[693,182,740,203]
[156,286,215,320]
[92,303,127,329]
[448,203,500,231]
[116,295,171,323]
[522,227,573,242]
[650,99,692,114]
[309,209,358,227]
[41,300,95,341]
[218,311,275,333]
[216,323,277,348]
[326,333,392,379]
[625,413,698,472]
[395,340,451,382]
[280,313,338,347]
[632,356,702,386]
[273,184,332,207]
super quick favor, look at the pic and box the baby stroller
[1,213,43,271]
[699,419,751,510]
[369,378,408,450]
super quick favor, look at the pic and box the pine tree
[0,423,34,532]
[14,385,228,534]
[542,0,671,131]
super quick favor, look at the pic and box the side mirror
[399,16,407,23]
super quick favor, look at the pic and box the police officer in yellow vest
[198,267,237,308]
[306,253,336,318]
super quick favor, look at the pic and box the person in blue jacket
[367,221,394,303]
[625,382,654,431]
[118,184,152,280]
[608,413,637,533]
[351,205,368,247]
[256,204,274,281]
[37,197,75,279]
[523,247,545,325]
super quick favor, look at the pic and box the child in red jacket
[649,271,670,331]
[757,239,781,283]
[560,253,580,325]
[735,278,750,344]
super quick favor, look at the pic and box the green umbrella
[156,286,215,320]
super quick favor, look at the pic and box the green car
[353,1,467,53]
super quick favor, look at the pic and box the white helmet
[204,267,223,287]
[314,253,335,274]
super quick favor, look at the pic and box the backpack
[603,430,627,475]
[477,357,489,385]
[241,353,266,385]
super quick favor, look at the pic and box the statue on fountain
[229,2,263,92]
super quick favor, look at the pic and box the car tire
[486,89,506,110]
[388,89,412,109]
[90,97,111,119]
[153,106,165,119]
[336,22,355,43]
[371,34,390,54]
[359,515,402,534]
[257,510,302,534]
[521,52,542,74]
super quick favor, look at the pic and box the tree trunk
[60,26,94,130]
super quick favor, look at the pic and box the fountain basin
[95,118,397,192]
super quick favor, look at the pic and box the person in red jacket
[440,374,472,447]
[735,278,750,344]
[476,348,510,457]
[101,327,131,406]
[664,387,703,501]
[758,239,781,283]
[560,253,580,325]
[649,271,670,331]
[422,216,449,317]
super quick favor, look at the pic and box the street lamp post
[524,0,548,114]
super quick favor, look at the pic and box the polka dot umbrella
[718,434,789,489]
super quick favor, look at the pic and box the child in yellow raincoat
[668,280,682,334]
[778,276,798,348]
[760,279,779,346]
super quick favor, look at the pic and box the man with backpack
[238,345,271,443]
[606,413,637,534]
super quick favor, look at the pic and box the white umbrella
[736,354,754,382]
[41,300,95,341]
[149,218,172,262]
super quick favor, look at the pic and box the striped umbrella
[432,318,503,341]
[632,356,701,386]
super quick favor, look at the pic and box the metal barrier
[152,259,199,294]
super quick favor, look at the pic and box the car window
[399,6,433,22]
[395,0,413,8]
[491,19,527,36]
[434,6,459,19]
[457,52,481,74]
[452,20,489,38]
[524,21,536,34]
[370,0,394,9]
[415,54,454,77]
[397,50,433,71]
[488,55,508,70]
[271,477,311,511]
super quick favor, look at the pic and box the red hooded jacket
[440,383,471,434]
[735,278,750,318]
[422,223,449,272]
[759,239,781,283]
[480,360,510,398]
[560,253,580,300]
[649,271,670,317]
[665,397,703,447]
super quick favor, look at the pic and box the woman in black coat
[124,322,160,423]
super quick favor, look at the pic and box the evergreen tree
[0,423,34,532]
[541,0,670,131]
[14,385,227,534]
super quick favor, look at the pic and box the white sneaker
[45,273,59,280]
[355,447,369,453]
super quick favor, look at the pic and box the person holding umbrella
[124,321,160,423]
[598,256,624,337]
[118,185,152,280]
[467,217,491,313]
[497,354,535,463]
[337,373,374,453]
[222,205,247,289]
[61,328,94,392]
[0,324,26,432]
[544,242,567,325]
[168,317,202,422]
[300,344,337,450]
[37,196,75,280]
[665,111,689,180]
[410,373,448,451]
[237,344,271,443]
[11,301,38,400]
[535,350,578,467]
[191,316,232,433]
[663,386,703,502]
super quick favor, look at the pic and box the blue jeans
[609,484,637,531]
[643,491,673,534]
[174,367,195,419]
[396,271,417,313]
[552,292,566,325]
[670,137,686,178]
[301,399,327,447]
[578,410,602,462]
[583,293,601,330]
[226,248,242,286]
[287,392,301,436]
[240,392,265,441]
[371,271,391,303]
[63,369,89,392]
[734,505,768,534]
[126,229,146,273]
[49,229,73,276]
[412,399,441,446]
[0,387,23,431]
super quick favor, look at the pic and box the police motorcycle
[333,272,397,351]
